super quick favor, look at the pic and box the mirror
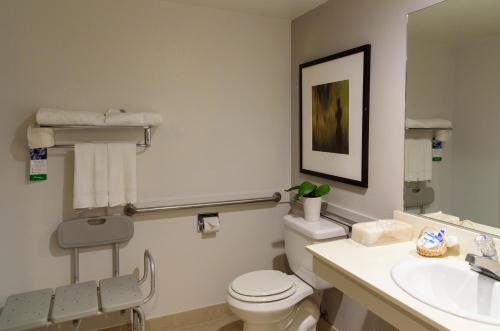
[405,0,500,235]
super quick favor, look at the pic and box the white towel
[405,138,432,182]
[36,108,105,126]
[405,118,452,129]
[74,143,109,209]
[105,109,163,126]
[27,125,55,148]
[107,143,137,207]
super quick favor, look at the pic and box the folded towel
[74,143,109,209]
[36,108,105,126]
[405,138,432,182]
[406,118,452,129]
[105,108,163,126]
[107,143,137,207]
[27,125,55,148]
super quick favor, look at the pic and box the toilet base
[242,299,319,331]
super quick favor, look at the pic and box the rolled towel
[36,108,105,126]
[406,118,452,129]
[27,125,55,148]
[105,108,163,126]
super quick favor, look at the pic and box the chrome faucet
[465,234,500,281]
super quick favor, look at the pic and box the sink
[391,259,500,325]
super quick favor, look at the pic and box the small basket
[415,226,447,257]
[416,243,447,257]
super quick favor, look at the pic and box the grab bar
[124,192,282,216]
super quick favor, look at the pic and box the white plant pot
[303,197,322,222]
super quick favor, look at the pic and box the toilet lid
[231,270,294,297]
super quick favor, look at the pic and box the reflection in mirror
[405,0,500,235]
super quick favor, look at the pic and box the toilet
[226,214,347,331]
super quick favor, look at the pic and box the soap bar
[351,219,414,246]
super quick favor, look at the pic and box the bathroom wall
[291,0,441,221]
[291,0,441,330]
[0,0,291,321]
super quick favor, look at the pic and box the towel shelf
[124,192,282,216]
[36,125,152,149]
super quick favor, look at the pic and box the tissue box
[351,219,414,246]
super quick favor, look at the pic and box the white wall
[291,1,441,330]
[0,0,291,323]
[291,0,441,221]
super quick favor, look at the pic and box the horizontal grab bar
[124,192,282,216]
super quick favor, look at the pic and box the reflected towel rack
[124,192,282,216]
[37,125,152,149]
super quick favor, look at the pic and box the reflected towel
[107,143,137,207]
[405,118,452,129]
[405,138,432,182]
[74,143,108,209]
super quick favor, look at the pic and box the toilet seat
[229,270,297,303]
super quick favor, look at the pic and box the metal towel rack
[38,125,152,149]
[124,192,282,216]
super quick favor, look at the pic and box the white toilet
[226,214,347,331]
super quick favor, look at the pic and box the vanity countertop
[306,239,498,331]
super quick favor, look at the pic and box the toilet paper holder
[197,212,219,233]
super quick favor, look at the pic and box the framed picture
[300,44,370,187]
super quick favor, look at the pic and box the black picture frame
[300,44,370,187]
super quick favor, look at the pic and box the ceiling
[409,0,500,43]
[165,0,328,19]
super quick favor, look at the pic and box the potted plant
[285,181,331,222]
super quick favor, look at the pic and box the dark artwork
[311,80,349,154]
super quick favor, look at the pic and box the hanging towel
[405,138,432,182]
[107,143,137,207]
[36,108,105,126]
[105,109,163,126]
[27,125,55,148]
[74,143,109,209]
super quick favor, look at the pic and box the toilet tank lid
[284,215,347,240]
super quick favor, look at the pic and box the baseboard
[101,303,241,331]
[101,304,335,331]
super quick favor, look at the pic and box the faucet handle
[475,234,498,261]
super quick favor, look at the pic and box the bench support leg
[132,307,145,331]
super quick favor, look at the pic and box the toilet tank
[284,214,347,290]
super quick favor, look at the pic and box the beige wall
[0,0,291,322]
[291,0,441,330]
[291,0,441,221]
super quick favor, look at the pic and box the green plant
[285,181,331,203]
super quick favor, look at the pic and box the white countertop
[307,239,499,331]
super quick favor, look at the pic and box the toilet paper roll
[202,216,220,233]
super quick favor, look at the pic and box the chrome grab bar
[124,192,282,216]
[140,249,155,304]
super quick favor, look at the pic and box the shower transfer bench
[0,216,155,331]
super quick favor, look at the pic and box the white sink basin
[391,259,500,325]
